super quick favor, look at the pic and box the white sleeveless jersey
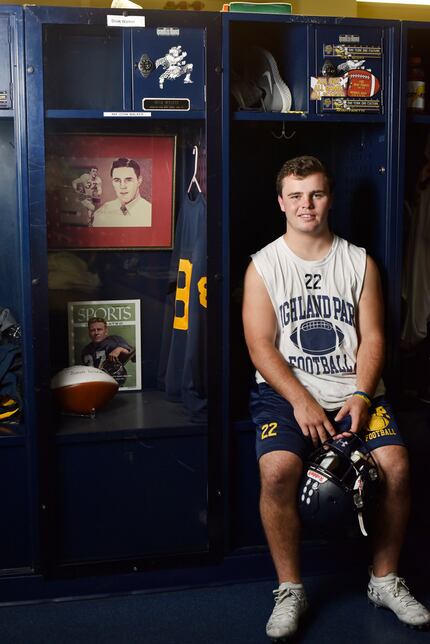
[251,234,385,410]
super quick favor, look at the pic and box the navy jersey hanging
[161,192,207,421]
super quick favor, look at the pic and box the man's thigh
[251,383,312,462]
[361,398,405,451]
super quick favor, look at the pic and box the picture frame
[45,133,176,250]
[67,299,142,391]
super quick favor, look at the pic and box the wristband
[353,390,372,407]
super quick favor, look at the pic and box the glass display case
[24,6,223,574]
[0,5,36,572]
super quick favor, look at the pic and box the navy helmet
[298,433,380,537]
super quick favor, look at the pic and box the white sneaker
[266,581,308,641]
[368,572,430,628]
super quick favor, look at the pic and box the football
[346,69,380,98]
[290,319,344,355]
[51,365,119,414]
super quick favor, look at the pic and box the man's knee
[259,451,303,500]
[373,445,410,491]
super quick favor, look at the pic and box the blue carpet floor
[0,571,428,644]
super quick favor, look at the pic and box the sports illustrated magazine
[67,299,142,391]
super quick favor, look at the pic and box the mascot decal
[155,45,194,89]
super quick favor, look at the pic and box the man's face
[111,167,142,205]
[90,168,98,178]
[88,322,108,344]
[278,172,332,236]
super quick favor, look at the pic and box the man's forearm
[248,340,311,406]
[355,335,385,398]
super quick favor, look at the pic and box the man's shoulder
[134,196,151,212]
[108,335,132,349]
[81,341,94,354]
[335,235,367,259]
[251,237,285,269]
[253,236,283,258]
[107,334,128,343]
[335,234,364,251]
[249,237,285,282]
[94,199,117,215]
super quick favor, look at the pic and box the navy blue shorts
[251,382,405,462]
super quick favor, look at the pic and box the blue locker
[222,12,402,554]
[132,27,205,112]
[0,6,418,596]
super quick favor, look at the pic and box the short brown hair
[276,156,333,196]
[88,317,107,329]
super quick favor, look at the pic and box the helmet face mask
[298,433,380,538]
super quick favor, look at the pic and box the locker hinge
[7,20,13,110]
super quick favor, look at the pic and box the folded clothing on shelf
[222,2,292,13]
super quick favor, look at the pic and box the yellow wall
[2,0,430,20]
[292,0,356,17]
[357,3,430,21]
[294,0,430,21]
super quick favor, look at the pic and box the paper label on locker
[107,15,146,27]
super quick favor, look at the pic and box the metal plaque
[142,97,190,111]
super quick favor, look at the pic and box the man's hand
[107,347,130,362]
[293,395,336,447]
[334,395,369,436]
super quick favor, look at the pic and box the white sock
[279,581,304,590]
[371,570,397,583]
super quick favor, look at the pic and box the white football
[51,365,119,414]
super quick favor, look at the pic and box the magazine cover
[67,299,142,391]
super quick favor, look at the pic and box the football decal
[290,319,344,355]
[367,405,390,431]
[363,404,399,443]
[346,69,380,98]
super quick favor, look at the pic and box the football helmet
[298,433,379,537]
[99,348,136,387]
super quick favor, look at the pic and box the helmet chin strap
[357,512,367,537]
[353,475,367,536]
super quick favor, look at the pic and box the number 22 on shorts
[261,422,278,439]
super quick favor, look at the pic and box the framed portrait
[45,134,176,250]
[68,299,142,391]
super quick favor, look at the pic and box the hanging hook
[187,145,202,193]
[272,122,296,140]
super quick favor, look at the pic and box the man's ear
[278,195,285,212]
